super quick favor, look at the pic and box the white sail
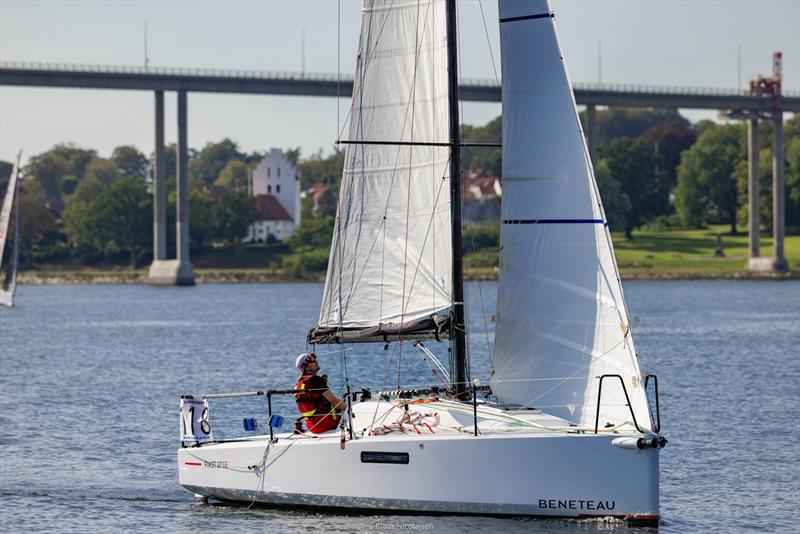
[0,152,21,307]
[312,0,452,342]
[491,0,652,430]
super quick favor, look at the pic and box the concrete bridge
[2,61,796,281]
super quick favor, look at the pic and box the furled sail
[309,0,452,344]
[491,0,652,430]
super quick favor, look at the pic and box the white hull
[178,400,659,522]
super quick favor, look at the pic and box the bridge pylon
[147,90,195,286]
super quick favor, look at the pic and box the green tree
[112,145,149,179]
[297,148,344,189]
[214,160,250,191]
[787,135,800,229]
[735,131,800,233]
[285,147,301,166]
[62,175,105,255]
[18,181,57,265]
[462,116,502,176]
[189,189,216,247]
[582,108,689,145]
[213,190,255,245]
[675,123,745,233]
[87,177,151,266]
[84,158,121,186]
[289,217,333,251]
[642,121,697,188]
[50,144,96,179]
[600,138,669,239]
[594,159,631,232]
[734,147,773,232]
[25,152,69,206]
[0,160,12,194]
[190,138,245,187]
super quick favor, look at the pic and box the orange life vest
[294,374,332,418]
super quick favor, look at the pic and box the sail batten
[491,0,652,430]
[312,0,452,343]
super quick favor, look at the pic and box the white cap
[295,353,314,371]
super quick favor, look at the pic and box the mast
[445,0,467,397]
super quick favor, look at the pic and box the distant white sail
[0,152,21,307]
[311,0,452,343]
[491,0,652,430]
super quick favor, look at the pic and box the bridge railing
[1,61,798,98]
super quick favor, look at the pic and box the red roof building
[253,194,293,222]
[246,194,296,242]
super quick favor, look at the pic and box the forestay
[491,0,652,430]
[310,0,452,344]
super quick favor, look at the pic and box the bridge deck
[2,62,798,112]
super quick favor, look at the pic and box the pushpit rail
[197,389,327,442]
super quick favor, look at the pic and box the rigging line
[516,337,628,411]
[335,0,437,315]
[467,218,494,360]
[336,0,341,141]
[455,1,471,383]
[398,165,448,319]
[478,0,500,85]
[397,0,426,388]
[456,1,493,361]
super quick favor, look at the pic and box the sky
[0,0,798,165]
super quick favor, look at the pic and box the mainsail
[309,0,453,344]
[0,152,21,307]
[491,0,652,430]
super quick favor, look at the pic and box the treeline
[0,142,264,267]
[458,110,800,238]
[0,139,350,269]
[2,110,799,271]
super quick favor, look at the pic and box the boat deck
[202,398,640,447]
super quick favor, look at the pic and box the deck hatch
[360,451,409,465]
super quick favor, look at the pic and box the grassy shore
[465,226,799,280]
[18,226,799,284]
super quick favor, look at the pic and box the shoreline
[17,271,800,285]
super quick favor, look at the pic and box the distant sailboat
[178,0,666,522]
[0,151,21,307]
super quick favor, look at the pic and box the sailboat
[178,0,665,522]
[0,151,21,307]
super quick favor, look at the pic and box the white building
[245,148,301,242]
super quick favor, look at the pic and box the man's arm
[322,389,347,411]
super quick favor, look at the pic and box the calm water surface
[1,281,798,533]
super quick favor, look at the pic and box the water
[1,281,798,533]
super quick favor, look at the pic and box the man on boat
[294,353,346,434]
